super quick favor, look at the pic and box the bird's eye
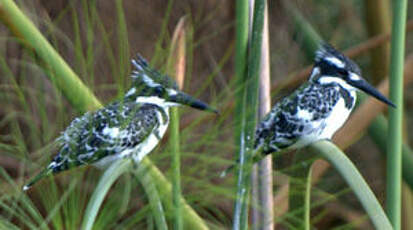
[153,86,164,95]
[337,68,347,76]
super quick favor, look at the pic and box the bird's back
[49,101,168,173]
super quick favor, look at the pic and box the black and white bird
[24,55,217,191]
[223,43,394,175]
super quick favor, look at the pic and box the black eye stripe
[153,86,164,95]
[337,68,347,75]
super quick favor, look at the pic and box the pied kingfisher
[23,55,217,190]
[254,43,394,158]
[223,43,394,175]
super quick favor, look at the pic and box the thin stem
[134,162,168,230]
[167,16,187,230]
[256,4,273,230]
[364,0,391,84]
[369,115,413,190]
[233,0,250,227]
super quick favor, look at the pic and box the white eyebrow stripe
[310,67,320,80]
[125,87,136,97]
[141,74,161,87]
[349,72,361,81]
[325,56,345,68]
[167,88,178,96]
[131,59,143,71]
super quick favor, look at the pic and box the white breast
[132,108,169,163]
[320,92,355,139]
[287,90,355,150]
[93,108,170,169]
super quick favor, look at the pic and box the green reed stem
[0,0,101,112]
[167,16,187,230]
[234,0,249,145]
[387,0,408,229]
[170,108,182,230]
[283,0,322,59]
[289,152,316,229]
[233,0,266,229]
[232,0,249,227]
[369,115,413,190]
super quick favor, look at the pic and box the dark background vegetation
[1,0,412,229]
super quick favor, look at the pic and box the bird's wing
[50,102,162,173]
[220,83,340,178]
[255,83,339,155]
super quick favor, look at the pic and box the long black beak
[169,90,218,113]
[348,73,395,107]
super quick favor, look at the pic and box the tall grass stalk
[233,0,249,227]
[364,0,391,84]
[254,4,273,230]
[234,0,249,144]
[167,16,188,230]
[0,0,102,112]
[369,115,413,190]
[387,0,408,229]
[233,0,266,229]
[152,0,174,66]
[289,152,316,229]
[282,0,321,59]
[0,1,208,228]
[81,0,96,88]
[115,0,130,95]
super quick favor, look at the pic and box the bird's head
[124,55,218,113]
[309,43,394,107]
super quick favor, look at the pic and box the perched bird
[222,43,394,176]
[24,55,217,191]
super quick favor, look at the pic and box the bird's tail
[23,167,53,191]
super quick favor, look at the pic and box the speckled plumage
[254,80,355,155]
[24,55,216,190]
[254,43,363,156]
[50,102,169,172]
[220,43,393,177]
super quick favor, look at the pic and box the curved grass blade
[133,162,168,230]
[81,159,131,230]
[307,140,393,230]
[289,151,316,229]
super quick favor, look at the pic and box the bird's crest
[315,43,346,67]
[315,43,361,76]
[131,55,178,90]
